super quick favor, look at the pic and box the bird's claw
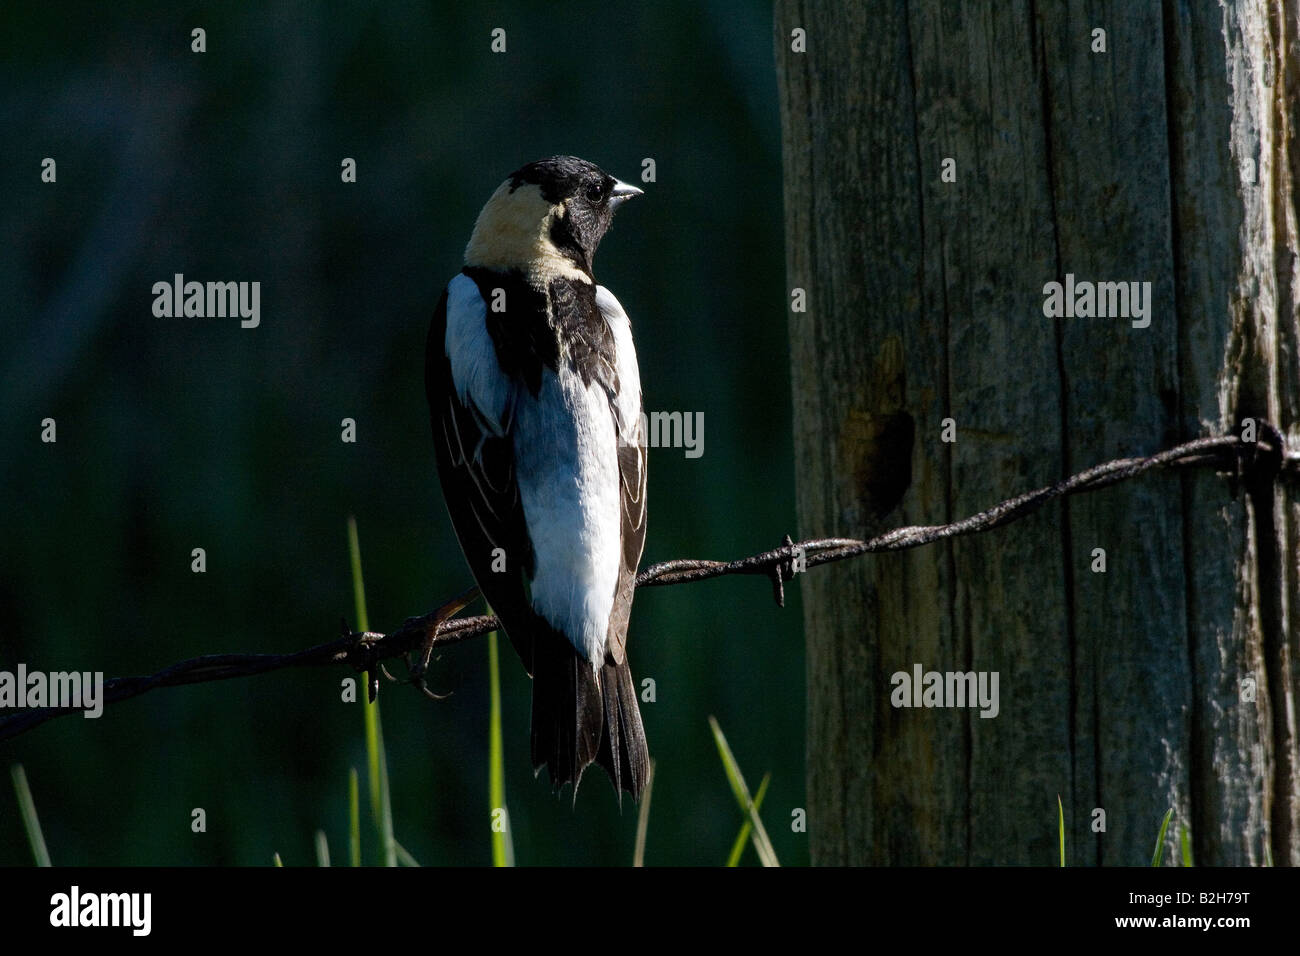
[343,587,479,703]
[394,649,451,701]
[403,618,452,699]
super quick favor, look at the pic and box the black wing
[594,288,649,797]
[425,286,536,671]
[601,302,647,667]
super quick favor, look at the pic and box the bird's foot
[402,585,482,701]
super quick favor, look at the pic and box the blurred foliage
[0,0,802,865]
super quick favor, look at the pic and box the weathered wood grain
[777,0,1300,865]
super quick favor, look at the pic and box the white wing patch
[514,364,623,666]
[596,285,643,444]
[444,273,514,435]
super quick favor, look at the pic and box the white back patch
[513,365,621,664]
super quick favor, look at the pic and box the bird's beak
[609,179,644,208]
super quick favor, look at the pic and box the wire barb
[0,424,1292,742]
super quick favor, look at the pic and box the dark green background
[0,0,802,866]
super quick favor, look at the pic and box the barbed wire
[1,423,1293,743]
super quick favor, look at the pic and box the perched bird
[426,156,650,800]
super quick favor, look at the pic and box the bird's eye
[585,181,606,203]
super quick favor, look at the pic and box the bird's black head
[465,155,642,282]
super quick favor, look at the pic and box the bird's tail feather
[529,627,648,802]
[595,654,649,803]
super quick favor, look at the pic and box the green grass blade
[11,765,51,867]
[1057,794,1065,867]
[708,716,779,867]
[393,840,422,867]
[1179,824,1193,867]
[488,627,515,867]
[315,829,330,867]
[374,727,396,866]
[348,517,396,867]
[348,768,361,867]
[1151,808,1174,867]
[273,853,283,867]
[726,773,770,867]
[633,759,656,867]
[347,516,370,634]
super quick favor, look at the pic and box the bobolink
[426,156,650,800]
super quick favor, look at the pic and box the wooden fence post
[776,0,1300,865]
